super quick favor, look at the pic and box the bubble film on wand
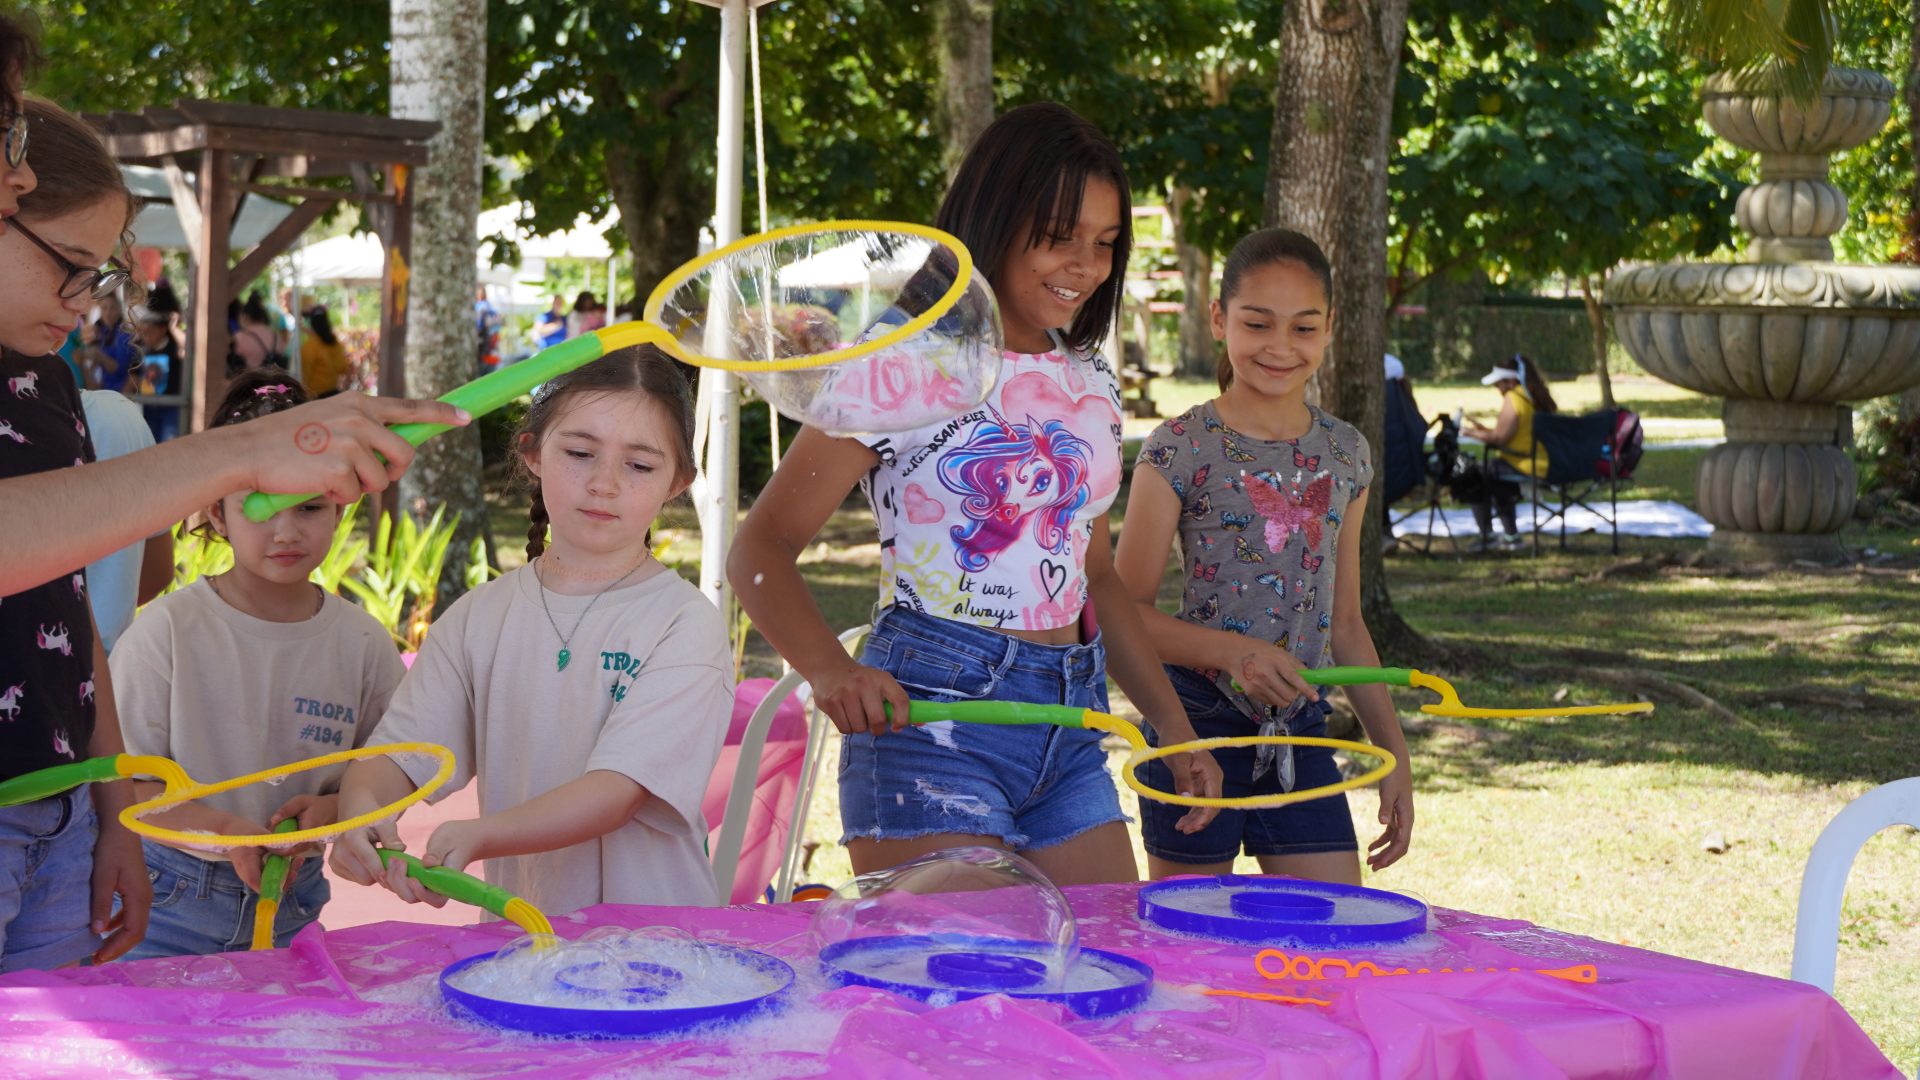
[243,220,1001,521]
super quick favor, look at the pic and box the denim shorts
[125,840,330,960]
[838,605,1127,850]
[1140,665,1357,864]
[0,789,100,973]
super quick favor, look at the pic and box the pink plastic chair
[708,626,870,905]
[703,676,809,904]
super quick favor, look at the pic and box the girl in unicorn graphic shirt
[732,103,1222,886]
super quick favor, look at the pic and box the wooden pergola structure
[88,101,438,432]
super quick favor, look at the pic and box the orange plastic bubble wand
[1253,947,1598,984]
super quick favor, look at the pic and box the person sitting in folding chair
[1462,355,1559,553]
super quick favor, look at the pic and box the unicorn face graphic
[938,414,1091,573]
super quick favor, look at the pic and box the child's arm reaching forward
[328,756,420,896]
[1329,488,1414,871]
[380,774,648,908]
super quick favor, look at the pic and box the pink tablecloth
[0,883,1896,1079]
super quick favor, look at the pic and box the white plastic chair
[711,624,869,904]
[1790,777,1920,993]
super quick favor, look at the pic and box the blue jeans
[1140,665,1357,864]
[0,790,99,972]
[126,840,329,959]
[838,606,1127,850]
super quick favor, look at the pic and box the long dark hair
[1214,228,1333,392]
[935,101,1132,355]
[514,344,697,560]
[1510,353,1559,414]
[305,305,338,347]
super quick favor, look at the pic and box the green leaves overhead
[1391,4,1741,298]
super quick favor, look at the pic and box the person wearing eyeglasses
[0,93,468,604]
[0,12,37,230]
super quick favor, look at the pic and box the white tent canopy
[279,202,623,307]
[124,164,295,251]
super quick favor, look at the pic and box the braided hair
[513,344,697,560]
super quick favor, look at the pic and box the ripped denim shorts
[837,605,1128,850]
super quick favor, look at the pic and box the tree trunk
[392,0,487,610]
[605,121,708,304]
[1169,186,1217,380]
[934,0,995,177]
[1264,0,1423,658]
[1580,274,1615,409]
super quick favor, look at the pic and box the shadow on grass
[1389,542,1920,792]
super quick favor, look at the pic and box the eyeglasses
[8,216,131,300]
[3,109,25,169]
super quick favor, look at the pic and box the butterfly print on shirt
[1234,535,1266,564]
[1246,472,1333,553]
[1141,444,1178,470]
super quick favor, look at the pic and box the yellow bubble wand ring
[896,701,1396,811]
[116,743,456,850]
[243,220,979,521]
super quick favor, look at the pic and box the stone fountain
[1608,68,1920,563]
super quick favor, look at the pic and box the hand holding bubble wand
[0,748,554,947]
[0,744,456,849]
[895,666,1649,811]
[243,220,1001,521]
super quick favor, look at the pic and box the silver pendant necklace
[534,553,649,671]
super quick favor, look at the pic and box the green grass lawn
[475,381,1916,1069]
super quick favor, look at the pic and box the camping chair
[709,624,870,904]
[1790,777,1920,995]
[1389,413,1465,558]
[1519,408,1631,555]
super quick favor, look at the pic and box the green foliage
[1657,0,1836,103]
[31,3,390,115]
[737,395,801,500]
[162,524,233,596]
[465,535,500,594]
[340,504,461,651]
[1854,396,1920,503]
[158,500,498,649]
[1827,3,1912,264]
[311,501,370,594]
[1393,6,1742,300]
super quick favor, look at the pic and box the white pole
[694,0,747,626]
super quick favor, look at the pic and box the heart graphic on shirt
[997,371,1123,500]
[903,483,945,524]
[1039,559,1068,600]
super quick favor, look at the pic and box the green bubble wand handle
[250,818,304,951]
[0,757,125,807]
[375,849,554,936]
[241,324,672,522]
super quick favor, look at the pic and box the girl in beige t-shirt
[112,371,406,957]
[331,348,732,915]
